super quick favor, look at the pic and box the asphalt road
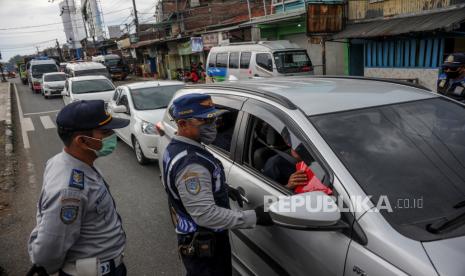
[0,78,182,275]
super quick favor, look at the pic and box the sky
[0,0,158,62]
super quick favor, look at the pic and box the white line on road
[14,83,31,149]
[39,115,56,129]
[23,109,60,116]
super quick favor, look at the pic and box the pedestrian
[162,93,273,276]
[27,100,129,276]
[437,53,465,101]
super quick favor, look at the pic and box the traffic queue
[21,48,465,276]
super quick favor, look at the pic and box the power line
[0,39,57,49]
[0,7,132,31]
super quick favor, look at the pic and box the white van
[65,62,110,79]
[28,59,59,93]
[206,40,313,82]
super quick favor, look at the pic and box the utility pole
[246,0,252,21]
[36,46,40,55]
[56,39,64,61]
[132,0,139,38]
[263,0,267,16]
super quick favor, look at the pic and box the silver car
[157,76,465,276]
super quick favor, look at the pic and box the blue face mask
[83,134,118,157]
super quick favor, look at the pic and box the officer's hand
[254,205,274,226]
[227,185,244,208]
[286,171,308,190]
[26,264,49,276]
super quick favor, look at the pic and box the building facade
[335,0,465,91]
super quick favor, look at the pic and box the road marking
[14,83,31,149]
[40,116,56,129]
[23,109,60,116]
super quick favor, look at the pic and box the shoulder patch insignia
[69,169,85,190]
[185,177,201,195]
[60,206,79,224]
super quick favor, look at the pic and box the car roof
[66,62,106,70]
[123,80,184,90]
[68,75,110,81]
[30,59,56,65]
[191,76,437,116]
[210,40,302,53]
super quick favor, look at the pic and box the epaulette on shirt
[69,169,85,190]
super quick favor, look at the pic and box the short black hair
[57,128,92,147]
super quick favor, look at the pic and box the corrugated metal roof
[333,6,465,39]
[239,9,306,27]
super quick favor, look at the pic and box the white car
[62,75,116,106]
[108,81,184,164]
[41,72,66,99]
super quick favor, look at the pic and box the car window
[240,52,251,69]
[216,53,228,68]
[208,53,216,68]
[228,52,239,69]
[211,106,239,154]
[44,74,66,82]
[256,53,273,71]
[130,85,183,110]
[243,115,327,193]
[71,79,114,94]
[310,98,465,241]
[117,93,130,111]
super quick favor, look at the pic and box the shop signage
[202,33,218,50]
[191,37,203,53]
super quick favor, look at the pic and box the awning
[333,6,465,39]
[239,9,306,27]
[131,39,160,49]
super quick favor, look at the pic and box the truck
[92,54,128,81]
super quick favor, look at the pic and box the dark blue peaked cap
[171,93,224,120]
[56,100,129,131]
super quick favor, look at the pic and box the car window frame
[228,52,239,69]
[235,99,334,194]
[204,93,247,160]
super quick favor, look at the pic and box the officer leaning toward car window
[437,53,465,101]
[162,93,273,276]
[27,100,129,276]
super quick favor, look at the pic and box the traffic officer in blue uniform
[162,93,273,276]
[437,53,465,101]
[27,100,129,276]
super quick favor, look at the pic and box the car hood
[72,90,115,102]
[423,235,465,276]
[134,108,166,123]
[45,81,65,87]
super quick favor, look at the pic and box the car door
[115,89,132,145]
[228,99,354,276]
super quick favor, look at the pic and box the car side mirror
[61,90,69,96]
[268,192,348,231]
[112,105,128,114]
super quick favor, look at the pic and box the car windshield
[130,85,183,110]
[72,79,114,94]
[74,69,109,77]
[105,59,120,67]
[310,98,465,241]
[32,64,58,78]
[273,51,312,74]
[44,74,66,82]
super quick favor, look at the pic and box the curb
[3,83,14,179]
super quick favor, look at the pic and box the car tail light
[156,122,165,137]
[302,66,313,72]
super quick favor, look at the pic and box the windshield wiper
[427,209,465,234]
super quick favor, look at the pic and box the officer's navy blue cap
[172,93,224,120]
[442,53,465,69]
[56,100,129,131]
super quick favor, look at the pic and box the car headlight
[141,120,157,135]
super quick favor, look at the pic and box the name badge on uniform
[69,169,85,190]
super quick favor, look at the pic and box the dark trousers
[59,262,127,276]
[178,231,232,276]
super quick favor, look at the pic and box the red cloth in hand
[294,161,333,195]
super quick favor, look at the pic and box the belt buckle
[100,260,111,275]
